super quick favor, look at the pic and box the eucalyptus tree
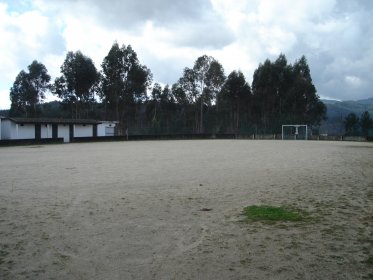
[360,111,373,137]
[149,83,162,123]
[219,70,251,131]
[252,54,326,131]
[160,84,177,131]
[344,113,360,136]
[251,58,275,128]
[290,56,326,125]
[177,55,225,132]
[147,83,177,132]
[10,60,50,117]
[101,42,152,127]
[53,51,99,118]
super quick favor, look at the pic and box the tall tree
[251,59,276,128]
[344,113,360,136]
[149,83,162,124]
[100,43,123,120]
[160,84,176,131]
[291,56,326,125]
[178,55,225,132]
[101,43,152,129]
[219,70,251,131]
[170,83,191,130]
[146,83,177,133]
[273,54,293,116]
[10,71,30,117]
[9,60,50,117]
[251,54,326,132]
[360,111,373,137]
[53,51,98,118]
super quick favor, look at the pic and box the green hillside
[320,98,373,135]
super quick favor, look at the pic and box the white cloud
[0,3,47,79]
[0,1,65,108]
[345,75,363,87]
[0,0,373,109]
[0,89,9,110]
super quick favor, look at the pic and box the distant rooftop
[1,117,101,125]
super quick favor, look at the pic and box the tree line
[344,111,373,137]
[9,42,326,135]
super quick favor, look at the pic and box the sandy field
[0,140,372,279]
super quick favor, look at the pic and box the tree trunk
[152,103,157,123]
[236,101,240,132]
[195,109,199,133]
[76,101,78,119]
[200,97,203,133]
[199,81,204,133]
[231,103,234,132]
[115,93,119,121]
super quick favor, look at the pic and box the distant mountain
[322,98,373,117]
[355,98,373,105]
[319,98,373,135]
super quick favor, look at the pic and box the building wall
[74,124,93,137]
[1,120,40,140]
[97,122,117,136]
[1,119,9,139]
[1,120,102,142]
[41,124,53,139]
[1,119,13,139]
[16,124,35,139]
[58,125,70,142]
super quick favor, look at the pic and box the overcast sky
[0,0,372,109]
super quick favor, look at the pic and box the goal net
[282,125,308,140]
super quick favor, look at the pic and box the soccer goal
[282,125,308,140]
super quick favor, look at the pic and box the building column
[69,124,74,142]
[52,124,58,139]
[35,124,41,139]
[93,124,98,137]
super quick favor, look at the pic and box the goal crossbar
[282,125,308,140]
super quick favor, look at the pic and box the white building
[0,117,118,143]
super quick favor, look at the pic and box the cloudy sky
[0,0,372,109]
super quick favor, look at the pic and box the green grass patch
[243,205,304,222]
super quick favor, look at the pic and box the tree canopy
[176,55,225,132]
[9,47,328,136]
[52,51,99,118]
[100,42,152,129]
[251,55,326,132]
[10,60,50,117]
[359,111,373,137]
[219,70,251,132]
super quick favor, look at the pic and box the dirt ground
[0,140,372,280]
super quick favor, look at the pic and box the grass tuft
[243,205,304,222]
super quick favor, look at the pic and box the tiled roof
[3,117,101,125]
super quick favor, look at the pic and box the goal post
[282,125,308,140]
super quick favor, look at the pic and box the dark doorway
[35,124,41,139]
[93,124,98,137]
[52,124,58,139]
[69,124,74,140]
